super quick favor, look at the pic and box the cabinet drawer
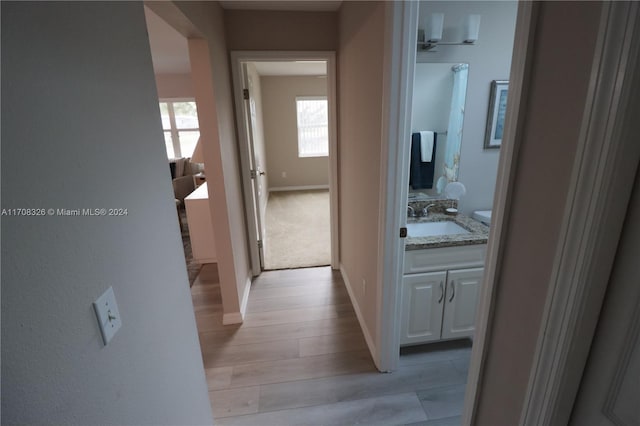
[404,245,486,274]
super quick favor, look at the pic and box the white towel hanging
[419,131,434,162]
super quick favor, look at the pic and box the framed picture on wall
[484,80,509,149]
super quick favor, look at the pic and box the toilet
[472,210,492,226]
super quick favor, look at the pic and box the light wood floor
[191,264,470,425]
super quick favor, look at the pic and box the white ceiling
[219,1,342,11]
[144,6,190,74]
[253,61,327,76]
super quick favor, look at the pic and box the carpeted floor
[179,207,202,287]
[263,190,331,270]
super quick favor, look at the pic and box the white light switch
[93,286,122,345]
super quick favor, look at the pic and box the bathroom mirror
[409,63,469,200]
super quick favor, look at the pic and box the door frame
[378,0,537,377]
[381,0,640,424]
[231,51,339,275]
[520,3,640,425]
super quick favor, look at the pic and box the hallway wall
[225,10,338,51]
[337,1,388,367]
[1,2,213,423]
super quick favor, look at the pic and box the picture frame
[484,80,509,149]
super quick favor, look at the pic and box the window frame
[159,98,200,159]
[295,95,329,158]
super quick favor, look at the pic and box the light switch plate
[93,286,122,345]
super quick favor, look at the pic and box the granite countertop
[405,213,489,250]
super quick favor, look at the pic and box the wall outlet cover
[93,286,122,345]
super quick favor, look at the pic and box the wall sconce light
[418,14,481,51]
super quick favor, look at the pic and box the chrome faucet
[407,205,416,218]
[422,204,437,217]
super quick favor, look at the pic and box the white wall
[155,73,194,98]
[338,0,388,368]
[261,75,329,189]
[0,2,212,424]
[417,1,518,214]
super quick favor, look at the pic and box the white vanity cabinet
[441,267,483,340]
[401,271,447,345]
[400,245,485,345]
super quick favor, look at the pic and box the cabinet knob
[449,281,455,302]
[438,281,444,303]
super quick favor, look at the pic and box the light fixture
[417,13,481,51]
[427,13,444,43]
[463,15,481,43]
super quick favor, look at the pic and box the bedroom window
[159,99,200,159]
[296,96,329,158]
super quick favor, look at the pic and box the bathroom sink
[407,221,470,237]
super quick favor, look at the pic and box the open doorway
[143,6,212,286]
[232,53,338,274]
[382,1,519,421]
[247,61,330,270]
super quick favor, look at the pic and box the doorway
[232,52,339,275]
[143,6,207,286]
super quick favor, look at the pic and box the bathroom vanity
[401,206,489,346]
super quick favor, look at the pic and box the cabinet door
[441,267,483,340]
[400,271,447,345]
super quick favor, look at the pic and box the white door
[241,63,267,272]
[569,169,640,426]
[441,267,483,340]
[400,271,447,345]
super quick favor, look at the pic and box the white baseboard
[222,312,243,325]
[240,276,251,318]
[339,264,380,370]
[222,276,252,325]
[269,185,329,192]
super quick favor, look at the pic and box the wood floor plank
[249,282,347,301]
[201,338,299,369]
[223,350,375,389]
[298,330,368,357]
[258,359,464,413]
[199,315,360,348]
[195,312,227,333]
[417,384,466,421]
[216,392,428,426]
[241,303,355,328]
[191,289,223,312]
[209,386,260,419]
[254,266,334,282]
[246,291,351,313]
[205,366,233,390]
[450,356,470,378]
[405,416,462,426]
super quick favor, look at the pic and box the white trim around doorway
[230,51,339,275]
[520,3,640,425]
